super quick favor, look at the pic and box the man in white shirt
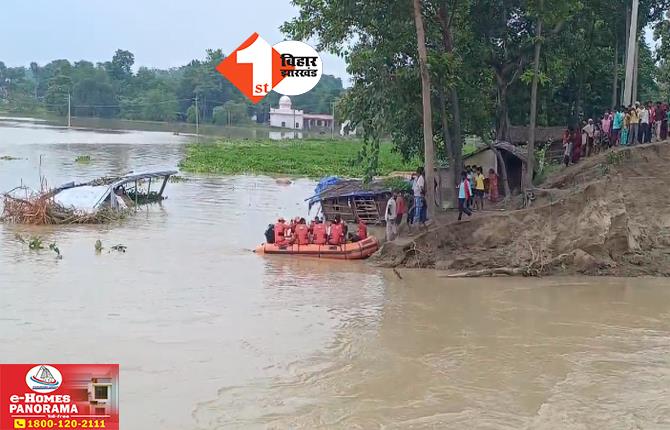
[638,104,650,143]
[385,192,398,241]
[412,166,426,227]
[582,119,596,157]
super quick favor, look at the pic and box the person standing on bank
[385,192,398,242]
[412,167,426,228]
[582,119,596,157]
[639,102,650,143]
[458,172,473,221]
[395,191,406,228]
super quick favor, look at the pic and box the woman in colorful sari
[571,128,582,163]
[488,168,499,203]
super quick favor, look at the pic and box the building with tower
[269,95,334,131]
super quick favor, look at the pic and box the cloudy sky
[0,0,349,83]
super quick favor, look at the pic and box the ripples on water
[2,121,670,430]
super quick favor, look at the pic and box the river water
[1,118,670,430]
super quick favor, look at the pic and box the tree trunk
[439,89,458,206]
[622,4,631,104]
[413,0,436,219]
[495,72,511,141]
[450,87,463,190]
[525,3,543,193]
[438,0,462,205]
[611,36,619,109]
[632,35,639,103]
[488,142,512,201]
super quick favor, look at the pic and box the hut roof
[508,126,565,144]
[493,141,529,164]
[310,179,392,201]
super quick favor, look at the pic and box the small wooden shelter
[308,177,403,224]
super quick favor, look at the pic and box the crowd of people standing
[563,101,670,166]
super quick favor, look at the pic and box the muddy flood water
[2,118,670,430]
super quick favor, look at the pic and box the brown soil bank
[373,142,670,276]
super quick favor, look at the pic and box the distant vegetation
[179,139,419,178]
[0,49,344,125]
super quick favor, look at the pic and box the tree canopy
[283,0,670,179]
[0,48,344,125]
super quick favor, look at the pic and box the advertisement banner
[0,364,119,430]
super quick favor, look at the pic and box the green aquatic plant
[75,155,92,163]
[15,234,62,259]
[28,236,44,250]
[95,240,103,253]
[179,138,419,178]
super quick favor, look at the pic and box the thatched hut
[308,177,410,224]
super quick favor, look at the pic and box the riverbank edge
[372,142,670,278]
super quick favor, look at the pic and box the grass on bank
[179,139,420,178]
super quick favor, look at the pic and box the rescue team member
[349,217,368,242]
[329,215,345,245]
[285,217,300,242]
[264,224,275,244]
[293,218,310,245]
[274,218,287,245]
[312,218,328,245]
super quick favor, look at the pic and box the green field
[179,139,420,178]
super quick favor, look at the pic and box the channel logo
[216,33,323,103]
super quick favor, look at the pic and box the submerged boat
[255,236,379,260]
[2,171,177,225]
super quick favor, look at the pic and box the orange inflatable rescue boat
[255,236,379,260]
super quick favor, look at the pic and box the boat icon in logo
[26,365,62,393]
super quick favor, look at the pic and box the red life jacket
[274,222,286,244]
[313,223,327,245]
[357,221,368,240]
[295,224,309,245]
[329,222,344,245]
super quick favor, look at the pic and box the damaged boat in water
[2,170,178,224]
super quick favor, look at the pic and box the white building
[270,95,304,129]
[269,96,335,131]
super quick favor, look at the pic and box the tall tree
[413,0,436,217]
[525,0,543,192]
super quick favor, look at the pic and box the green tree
[107,49,135,82]
[45,74,72,115]
[213,101,251,125]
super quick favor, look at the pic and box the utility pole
[331,101,336,139]
[632,35,640,103]
[623,0,639,106]
[67,93,71,128]
[195,94,199,142]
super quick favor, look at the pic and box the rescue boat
[255,236,379,260]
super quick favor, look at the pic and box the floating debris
[28,236,44,250]
[15,234,62,259]
[75,155,92,163]
[110,244,127,253]
[49,243,62,259]
[2,170,177,225]
[0,155,22,161]
[95,240,103,253]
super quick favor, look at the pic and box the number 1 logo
[216,33,291,104]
